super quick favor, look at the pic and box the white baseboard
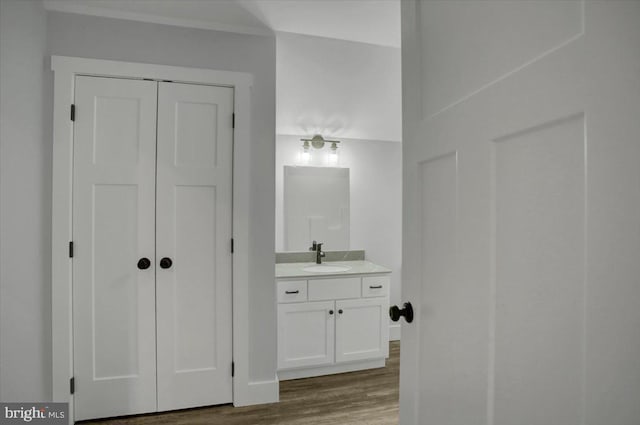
[389,324,401,341]
[235,379,279,406]
[278,358,386,381]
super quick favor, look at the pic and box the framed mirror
[282,166,350,251]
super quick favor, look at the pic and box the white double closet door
[72,76,234,421]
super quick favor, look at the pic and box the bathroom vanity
[276,260,391,380]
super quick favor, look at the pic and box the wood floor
[82,341,399,425]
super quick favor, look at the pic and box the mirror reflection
[282,166,350,251]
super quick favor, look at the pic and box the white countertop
[276,260,391,279]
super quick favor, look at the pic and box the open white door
[398,1,640,424]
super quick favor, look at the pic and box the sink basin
[303,264,352,273]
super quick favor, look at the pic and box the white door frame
[51,56,254,421]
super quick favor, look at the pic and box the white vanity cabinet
[276,269,390,380]
[335,297,388,363]
[278,301,335,370]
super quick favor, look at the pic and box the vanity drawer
[308,277,361,301]
[277,280,308,303]
[362,276,390,298]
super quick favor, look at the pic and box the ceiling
[44,0,401,48]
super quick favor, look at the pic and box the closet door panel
[72,76,158,421]
[173,186,218,371]
[156,82,234,410]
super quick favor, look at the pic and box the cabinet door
[155,82,234,411]
[336,298,389,363]
[72,76,158,421]
[278,301,335,369]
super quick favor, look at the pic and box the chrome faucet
[309,240,326,264]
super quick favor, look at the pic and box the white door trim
[51,56,255,421]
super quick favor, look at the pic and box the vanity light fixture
[299,135,341,166]
[328,141,339,166]
[300,140,311,164]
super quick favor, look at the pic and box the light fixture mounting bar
[300,134,341,149]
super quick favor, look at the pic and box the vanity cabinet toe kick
[276,274,391,381]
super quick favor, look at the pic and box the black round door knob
[338,309,343,314]
[329,310,334,315]
[137,258,151,270]
[159,257,173,269]
[389,302,414,323]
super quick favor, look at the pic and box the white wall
[275,136,402,336]
[276,32,402,142]
[0,0,50,402]
[0,6,277,401]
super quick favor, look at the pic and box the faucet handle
[309,240,317,251]
[317,243,324,254]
